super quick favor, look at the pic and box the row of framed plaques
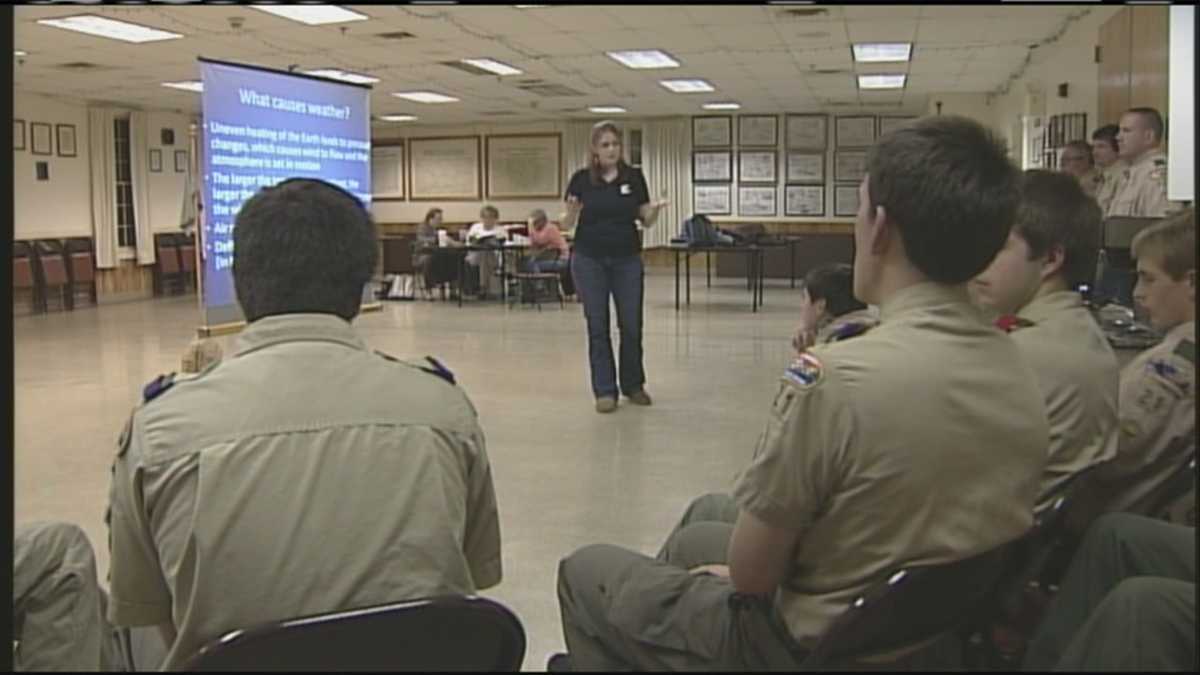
[693,149,870,184]
[692,184,861,217]
[692,114,918,150]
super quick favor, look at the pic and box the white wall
[925,94,996,130]
[146,111,197,233]
[14,93,92,239]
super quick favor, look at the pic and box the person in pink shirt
[525,208,570,274]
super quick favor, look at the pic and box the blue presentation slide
[199,58,371,323]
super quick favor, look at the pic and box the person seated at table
[524,208,570,274]
[414,207,442,291]
[791,263,878,355]
[465,205,508,298]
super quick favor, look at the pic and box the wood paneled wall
[97,260,154,301]
[1099,6,1169,127]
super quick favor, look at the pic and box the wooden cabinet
[1099,6,1169,127]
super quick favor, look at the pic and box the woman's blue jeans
[571,251,646,399]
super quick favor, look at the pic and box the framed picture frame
[174,149,188,173]
[835,115,876,148]
[834,150,868,183]
[693,184,731,215]
[55,124,77,157]
[877,115,917,137]
[408,135,483,201]
[371,139,405,201]
[738,115,778,147]
[149,148,163,173]
[692,116,732,148]
[36,161,49,181]
[692,150,732,182]
[738,150,777,184]
[786,114,828,150]
[785,151,824,184]
[785,185,825,217]
[14,119,26,151]
[834,184,860,217]
[485,133,562,199]
[30,122,52,155]
[738,186,777,217]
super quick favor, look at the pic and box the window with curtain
[114,117,137,250]
[628,128,643,168]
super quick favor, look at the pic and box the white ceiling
[13,4,1095,129]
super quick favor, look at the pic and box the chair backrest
[179,595,526,672]
[802,545,1009,668]
[156,234,181,273]
[34,239,69,285]
[14,256,36,289]
[62,237,96,283]
[382,236,416,274]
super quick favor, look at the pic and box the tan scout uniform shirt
[1011,291,1120,507]
[732,282,1048,647]
[814,308,879,345]
[106,314,501,670]
[1099,321,1196,514]
[1106,150,1171,218]
[1093,163,1124,216]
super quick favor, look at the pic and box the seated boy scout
[791,263,878,355]
[1075,209,1195,521]
[969,169,1120,508]
[106,178,502,669]
[553,117,1049,671]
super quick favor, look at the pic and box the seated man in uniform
[553,116,1049,671]
[791,262,878,355]
[969,169,1119,508]
[1022,513,1196,671]
[106,178,502,670]
[1072,208,1195,524]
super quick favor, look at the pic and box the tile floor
[14,271,806,670]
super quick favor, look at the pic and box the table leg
[758,249,765,308]
[500,250,508,304]
[685,251,691,305]
[790,240,797,288]
[706,251,711,288]
[458,254,465,308]
[752,251,758,313]
[674,249,680,311]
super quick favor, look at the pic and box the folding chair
[179,595,526,672]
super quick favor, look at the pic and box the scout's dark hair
[1132,207,1196,281]
[1062,140,1094,167]
[233,178,378,322]
[422,207,443,226]
[866,115,1020,283]
[1014,170,1102,288]
[480,204,499,219]
[804,263,865,318]
[1091,124,1119,153]
[1125,107,1165,142]
[588,120,630,186]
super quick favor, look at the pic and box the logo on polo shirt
[620,184,631,195]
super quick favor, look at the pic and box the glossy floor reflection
[14,272,805,670]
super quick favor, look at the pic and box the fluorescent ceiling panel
[303,69,380,84]
[162,80,203,92]
[660,79,715,93]
[858,74,907,89]
[251,5,368,26]
[607,50,680,69]
[853,43,913,63]
[461,58,522,76]
[392,91,459,103]
[702,102,741,110]
[37,15,183,43]
[588,106,627,113]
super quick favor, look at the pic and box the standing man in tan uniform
[1090,125,1123,215]
[970,169,1119,508]
[1076,209,1195,522]
[1107,108,1172,219]
[552,117,1049,671]
[103,178,502,670]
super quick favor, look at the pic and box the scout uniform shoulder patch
[830,321,872,342]
[141,372,176,403]
[377,351,457,385]
[784,353,824,389]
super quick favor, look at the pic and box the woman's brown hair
[423,207,443,226]
[588,120,629,186]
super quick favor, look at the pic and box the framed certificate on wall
[786,114,827,150]
[785,185,825,217]
[692,150,732,182]
[738,186,777,217]
[738,150,777,183]
[692,116,732,147]
[878,115,917,137]
[836,115,876,148]
[408,136,483,201]
[785,151,825,184]
[834,184,861,217]
[738,115,778,147]
[694,184,732,215]
[834,150,868,183]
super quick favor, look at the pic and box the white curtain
[88,108,119,269]
[640,118,691,248]
[129,111,156,264]
[563,120,594,190]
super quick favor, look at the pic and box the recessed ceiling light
[15,50,28,57]
[392,91,459,103]
[37,15,183,43]
[702,102,741,110]
[858,74,907,89]
[378,114,418,122]
[660,79,715,93]
[852,43,913,63]
[303,69,380,85]
[162,80,204,92]
[461,58,522,76]
[251,5,368,26]
[607,50,680,70]
[589,106,627,114]
[514,5,548,8]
